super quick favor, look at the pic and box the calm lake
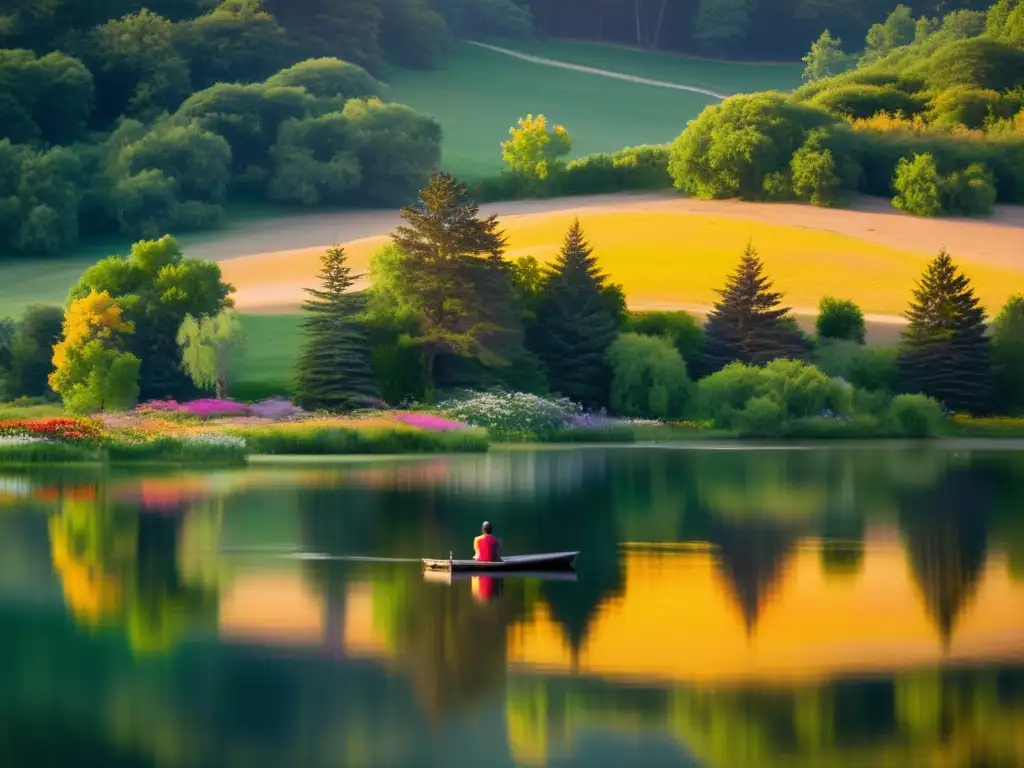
[2,445,1024,767]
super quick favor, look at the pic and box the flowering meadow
[0,389,749,465]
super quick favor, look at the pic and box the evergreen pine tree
[294,245,379,410]
[701,243,811,374]
[897,249,992,413]
[391,170,508,386]
[534,218,617,409]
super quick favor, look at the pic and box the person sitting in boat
[473,521,502,562]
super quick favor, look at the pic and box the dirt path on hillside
[204,192,1024,270]
[206,192,1024,330]
[463,41,729,99]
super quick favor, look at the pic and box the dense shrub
[991,295,1024,414]
[810,84,925,120]
[816,340,899,392]
[892,152,943,215]
[790,129,848,206]
[476,145,672,201]
[929,87,1022,129]
[668,93,842,201]
[885,393,944,437]
[908,38,1024,93]
[622,311,704,366]
[265,57,383,102]
[606,333,692,420]
[942,162,998,215]
[696,359,851,429]
[816,297,866,342]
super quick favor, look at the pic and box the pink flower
[394,412,468,431]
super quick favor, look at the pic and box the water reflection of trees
[47,485,217,654]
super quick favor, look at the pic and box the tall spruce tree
[391,170,508,386]
[701,243,811,374]
[897,250,992,413]
[294,245,379,410]
[534,218,617,409]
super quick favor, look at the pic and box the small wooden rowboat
[421,551,578,573]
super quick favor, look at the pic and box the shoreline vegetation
[5,403,1024,466]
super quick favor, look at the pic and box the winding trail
[464,40,730,99]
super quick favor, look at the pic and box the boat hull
[423,569,578,584]
[421,551,578,573]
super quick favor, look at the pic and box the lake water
[2,445,1024,767]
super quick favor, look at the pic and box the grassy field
[383,41,724,180]
[232,315,304,400]
[476,39,803,94]
[218,209,1024,318]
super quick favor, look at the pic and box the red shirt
[474,533,501,562]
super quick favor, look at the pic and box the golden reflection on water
[216,528,1024,680]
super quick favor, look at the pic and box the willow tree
[176,308,246,399]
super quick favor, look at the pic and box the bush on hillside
[929,87,1022,130]
[668,93,844,201]
[809,84,925,120]
[265,57,383,102]
[908,37,1024,93]
[816,297,866,343]
[885,393,944,437]
[790,129,847,206]
[892,152,943,215]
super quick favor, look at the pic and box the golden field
[218,205,1024,318]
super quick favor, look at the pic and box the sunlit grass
[221,211,1024,317]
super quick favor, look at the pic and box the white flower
[0,434,53,446]
[180,433,247,450]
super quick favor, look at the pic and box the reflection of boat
[421,552,579,573]
[422,569,579,584]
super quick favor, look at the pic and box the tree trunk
[653,0,668,48]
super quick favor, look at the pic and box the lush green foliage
[815,340,898,392]
[898,250,992,414]
[0,304,63,400]
[295,246,380,411]
[816,297,866,343]
[885,393,945,437]
[532,218,619,409]
[49,291,141,414]
[696,359,852,435]
[0,0,445,258]
[607,333,692,419]
[501,114,572,183]
[893,153,997,216]
[991,295,1024,414]
[623,310,704,365]
[700,244,811,375]
[70,236,233,401]
[177,309,246,398]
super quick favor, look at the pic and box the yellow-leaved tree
[50,290,141,414]
[501,114,572,181]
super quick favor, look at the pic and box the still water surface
[2,445,1024,767]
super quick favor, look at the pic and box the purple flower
[565,412,620,429]
[250,397,304,420]
[183,399,249,418]
[394,412,469,431]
